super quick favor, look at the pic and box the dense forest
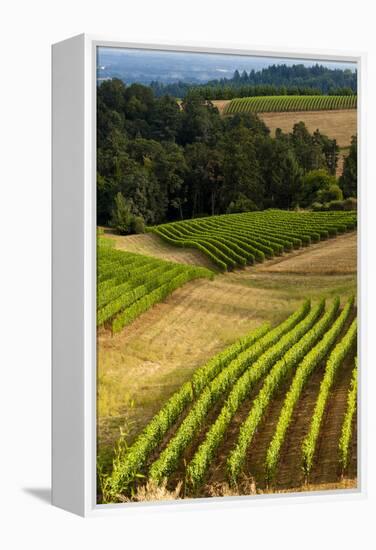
[149,64,357,99]
[97,79,357,233]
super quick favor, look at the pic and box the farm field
[223,95,357,114]
[96,48,359,507]
[107,227,356,274]
[150,210,357,271]
[97,216,357,502]
[212,101,356,150]
[102,297,357,502]
[257,110,356,149]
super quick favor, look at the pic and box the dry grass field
[259,109,356,149]
[102,231,215,269]
[255,232,356,275]
[97,231,357,487]
[212,101,356,148]
[211,102,356,176]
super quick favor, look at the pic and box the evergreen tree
[339,136,357,197]
[221,126,262,209]
[110,192,135,234]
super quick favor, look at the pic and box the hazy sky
[97,46,356,84]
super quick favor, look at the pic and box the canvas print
[96,46,358,504]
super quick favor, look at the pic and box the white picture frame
[52,33,366,517]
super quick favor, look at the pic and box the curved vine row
[150,210,357,271]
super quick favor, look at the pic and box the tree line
[149,64,357,99]
[97,79,357,233]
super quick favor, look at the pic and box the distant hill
[150,64,357,99]
[97,47,356,99]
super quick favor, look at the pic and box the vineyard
[96,53,359,506]
[224,95,357,115]
[97,239,214,333]
[102,297,357,502]
[150,210,357,271]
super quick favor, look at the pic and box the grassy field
[258,110,356,149]
[97,231,357,492]
[102,230,215,269]
[212,101,356,150]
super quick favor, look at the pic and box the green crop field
[97,238,214,333]
[149,210,357,271]
[224,95,357,115]
[102,297,357,502]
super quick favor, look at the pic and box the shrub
[131,216,146,234]
[110,192,146,235]
[317,184,343,203]
[327,199,345,210]
[311,202,325,212]
[110,192,134,234]
[300,169,337,207]
[227,194,259,213]
[343,197,357,211]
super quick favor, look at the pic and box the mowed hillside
[212,100,356,149]
[103,231,215,269]
[260,110,356,149]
